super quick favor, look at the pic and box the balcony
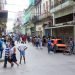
[31,16,39,24]
[0,10,8,25]
[50,0,75,13]
[38,12,51,21]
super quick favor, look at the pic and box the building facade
[33,0,52,37]
[48,0,75,42]
[23,0,36,36]
[0,0,8,37]
[13,11,24,34]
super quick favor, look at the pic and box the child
[4,44,11,68]
[18,44,27,64]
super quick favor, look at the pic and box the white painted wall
[54,6,73,18]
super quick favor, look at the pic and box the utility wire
[0,2,25,6]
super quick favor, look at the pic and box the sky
[5,0,29,31]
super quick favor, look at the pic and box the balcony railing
[51,0,74,9]
[31,12,52,24]
[31,16,39,24]
[38,12,51,20]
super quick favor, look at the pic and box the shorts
[20,50,25,57]
[11,54,17,62]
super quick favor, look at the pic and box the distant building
[13,11,24,34]
[0,0,8,37]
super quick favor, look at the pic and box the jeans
[4,56,8,67]
[36,42,39,47]
[69,46,74,54]
[48,46,52,53]
[0,51,3,58]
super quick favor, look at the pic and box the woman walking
[9,38,19,67]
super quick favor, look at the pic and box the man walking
[69,38,74,55]
[47,37,52,53]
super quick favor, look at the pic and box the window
[40,3,41,15]
[43,3,45,13]
[46,1,48,12]
[38,5,39,15]
[55,13,73,24]
[57,40,64,44]
[50,0,54,9]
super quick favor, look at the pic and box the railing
[50,0,73,9]
[38,12,51,20]
[31,16,39,24]
[31,12,52,24]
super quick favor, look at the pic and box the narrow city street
[0,42,75,75]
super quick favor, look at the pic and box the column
[74,26,75,53]
[51,28,52,36]
[74,26,75,42]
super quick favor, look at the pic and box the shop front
[52,26,74,42]
[45,25,74,43]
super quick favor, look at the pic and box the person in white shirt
[18,44,27,64]
[10,42,19,67]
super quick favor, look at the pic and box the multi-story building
[23,0,35,36]
[32,0,53,37]
[0,0,8,37]
[48,0,75,42]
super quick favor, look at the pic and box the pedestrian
[42,36,47,46]
[32,37,35,46]
[21,35,26,44]
[38,36,43,49]
[18,44,27,64]
[69,38,74,55]
[0,39,4,58]
[35,37,39,48]
[47,38,52,53]
[3,44,13,68]
[10,41,19,67]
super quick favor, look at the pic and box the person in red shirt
[21,35,27,44]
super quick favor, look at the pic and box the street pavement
[0,42,75,75]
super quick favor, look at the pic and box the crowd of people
[0,34,27,68]
[0,33,75,68]
[27,35,75,55]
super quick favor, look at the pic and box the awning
[45,25,74,29]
